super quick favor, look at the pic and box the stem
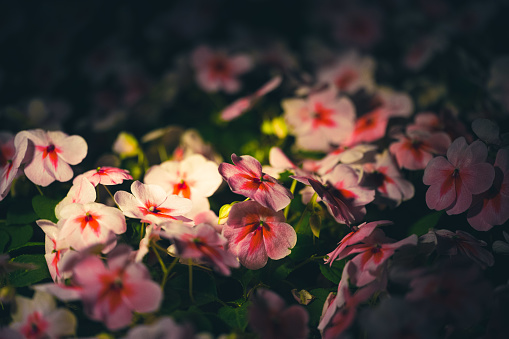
[151,243,168,288]
[35,184,44,196]
[158,144,168,162]
[284,179,297,219]
[140,223,146,242]
[188,259,195,303]
[102,185,119,208]
[161,257,179,288]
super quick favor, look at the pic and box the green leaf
[172,306,213,332]
[168,269,217,306]
[319,260,345,285]
[273,261,295,280]
[218,302,251,331]
[3,225,33,251]
[306,288,333,327]
[309,214,321,238]
[8,254,51,287]
[0,230,9,253]
[8,242,45,253]
[32,195,60,223]
[6,198,38,225]
[289,234,315,261]
[408,210,445,236]
[159,289,181,314]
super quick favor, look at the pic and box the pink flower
[15,129,87,187]
[58,202,126,252]
[220,75,282,121]
[36,219,70,282]
[346,108,389,145]
[372,87,414,118]
[54,176,97,220]
[248,289,309,339]
[389,130,451,170]
[124,317,197,339]
[192,45,253,94]
[161,223,239,275]
[76,166,132,186]
[467,149,509,231]
[423,137,495,215]
[114,181,193,224]
[0,132,28,201]
[72,245,162,330]
[223,201,297,270]
[10,291,77,339]
[219,154,293,212]
[283,88,356,151]
[316,144,377,175]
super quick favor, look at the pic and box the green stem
[102,185,119,208]
[35,185,44,196]
[284,179,298,219]
[151,243,168,287]
[161,257,179,288]
[188,259,195,303]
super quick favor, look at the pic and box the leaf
[8,254,51,287]
[289,234,315,261]
[159,289,182,314]
[218,302,251,331]
[273,261,294,281]
[0,230,9,253]
[319,260,345,285]
[408,211,444,236]
[32,195,60,223]
[6,198,38,225]
[3,225,33,251]
[306,288,333,327]
[172,306,213,333]
[168,269,217,306]
[309,214,321,238]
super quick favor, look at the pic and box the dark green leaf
[8,242,45,253]
[168,269,217,306]
[319,260,345,285]
[159,289,181,314]
[0,230,9,253]
[172,306,213,332]
[4,225,33,251]
[218,302,251,331]
[289,234,315,261]
[408,210,445,236]
[32,195,59,223]
[6,199,38,225]
[309,214,321,238]
[306,288,333,327]
[8,254,50,287]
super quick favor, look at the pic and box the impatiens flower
[36,219,70,282]
[423,137,495,215]
[220,75,282,121]
[192,45,253,94]
[71,245,162,330]
[467,149,509,231]
[15,129,87,187]
[123,317,197,339]
[10,291,77,339]
[0,132,29,201]
[58,202,126,252]
[389,129,451,170]
[54,176,96,220]
[372,87,414,119]
[161,223,239,275]
[317,144,377,175]
[144,153,222,217]
[361,151,415,206]
[248,288,309,339]
[76,166,132,186]
[223,201,297,270]
[283,88,356,151]
[114,181,192,224]
[308,164,375,225]
[345,107,389,146]
[219,154,293,212]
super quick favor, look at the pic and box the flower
[219,154,293,212]
[0,132,29,201]
[76,166,132,186]
[423,137,495,215]
[71,245,162,330]
[248,288,309,339]
[54,176,97,220]
[223,200,297,270]
[112,132,139,158]
[36,219,70,282]
[192,45,253,94]
[114,181,193,224]
[14,129,88,187]
[123,317,197,339]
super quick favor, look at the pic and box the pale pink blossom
[10,291,77,339]
[467,149,509,230]
[71,245,162,330]
[283,88,356,151]
[15,129,87,187]
[423,137,495,215]
[192,45,253,94]
[76,166,132,186]
[54,176,96,220]
[0,132,28,201]
[223,201,297,270]
[114,181,193,224]
[248,288,309,339]
[220,76,282,121]
[161,223,239,275]
[219,154,293,212]
[315,144,378,176]
[372,87,414,118]
[123,317,197,339]
[36,219,70,282]
[58,202,126,252]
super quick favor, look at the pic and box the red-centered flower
[1,132,29,201]
[223,201,297,270]
[36,219,70,282]
[76,166,132,186]
[423,137,495,215]
[219,154,293,212]
[72,245,162,330]
[467,149,509,231]
[114,181,192,224]
[346,107,389,145]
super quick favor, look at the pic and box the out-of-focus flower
[423,137,495,215]
[248,288,309,339]
[191,45,253,94]
[372,87,414,119]
[123,316,197,339]
[36,219,70,282]
[0,132,29,201]
[112,132,139,158]
[332,6,383,49]
[291,289,315,305]
[283,88,356,151]
[219,154,293,212]
[220,75,282,121]
[10,291,77,339]
[71,245,162,330]
[114,181,192,224]
[161,223,239,275]
[15,129,87,187]
[404,35,446,71]
[223,201,297,270]
[346,108,388,146]
[76,167,132,187]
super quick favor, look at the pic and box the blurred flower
[123,316,197,339]
[76,167,132,187]
[36,219,70,282]
[112,132,139,158]
[0,132,29,201]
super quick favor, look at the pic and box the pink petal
[446,137,468,167]
[461,163,495,194]
[124,279,162,313]
[263,221,297,260]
